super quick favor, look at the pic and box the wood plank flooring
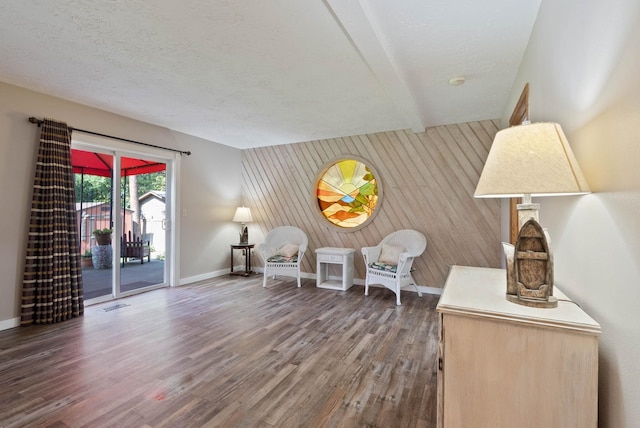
[0,276,439,427]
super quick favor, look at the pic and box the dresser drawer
[317,253,344,263]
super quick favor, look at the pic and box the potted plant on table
[93,228,113,246]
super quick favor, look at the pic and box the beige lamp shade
[232,206,253,223]
[474,122,590,198]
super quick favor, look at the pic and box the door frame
[72,135,180,303]
[508,83,530,244]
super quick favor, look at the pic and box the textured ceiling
[0,1,540,149]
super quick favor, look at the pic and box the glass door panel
[73,149,115,300]
[119,159,166,293]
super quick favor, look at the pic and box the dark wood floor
[0,275,439,427]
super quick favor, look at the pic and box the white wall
[173,131,243,281]
[502,1,640,426]
[0,82,242,328]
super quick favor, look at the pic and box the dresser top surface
[437,265,601,335]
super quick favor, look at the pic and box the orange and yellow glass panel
[316,159,378,228]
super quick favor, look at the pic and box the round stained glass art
[315,158,380,229]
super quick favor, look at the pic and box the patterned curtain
[21,118,84,325]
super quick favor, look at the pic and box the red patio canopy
[71,149,166,177]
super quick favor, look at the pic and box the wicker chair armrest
[257,242,270,258]
[396,253,417,273]
[361,245,382,265]
[297,246,307,260]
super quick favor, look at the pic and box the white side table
[315,247,355,291]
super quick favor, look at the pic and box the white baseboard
[416,285,443,296]
[179,268,230,286]
[0,317,20,332]
[246,269,443,296]
[350,282,442,296]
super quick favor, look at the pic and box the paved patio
[81,259,165,300]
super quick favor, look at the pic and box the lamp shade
[232,206,253,223]
[474,122,590,198]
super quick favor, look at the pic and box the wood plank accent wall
[241,120,502,288]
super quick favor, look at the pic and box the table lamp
[474,122,590,307]
[233,206,253,244]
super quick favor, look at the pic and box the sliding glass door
[72,146,171,303]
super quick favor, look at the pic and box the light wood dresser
[436,265,601,428]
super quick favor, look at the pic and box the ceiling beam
[326,0,425,133]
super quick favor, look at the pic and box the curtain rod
[28,117,191,156]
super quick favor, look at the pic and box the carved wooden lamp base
[503,217,557,309]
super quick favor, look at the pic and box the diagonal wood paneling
[242,120,502,289]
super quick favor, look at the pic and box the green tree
[75,174,111,202]
[136,171,166,197]
[75,171,165,203]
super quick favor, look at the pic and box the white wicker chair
[258,226,308,288]
[361,229,427,305]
